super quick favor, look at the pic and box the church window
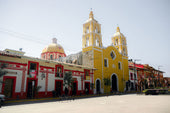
[104,59,108,67]
[118,62,121,70]
[123,48,126,56]
[95,27,98,33]
[96,38,99,47]
[50,55,53,60]
[122,39,125,45]
[115,39,118,46]
[86,37,89,47]
[110,51,116,60]
[86,26,89,33]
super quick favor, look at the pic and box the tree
[103,77,111,95]
[63,71,74,96]
[0,63,8,84]
[34,86,42,98]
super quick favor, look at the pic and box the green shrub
[142,89,148,93]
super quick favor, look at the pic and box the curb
[5,97,59,104]
[4,93,141,105]
[4,94,114,104]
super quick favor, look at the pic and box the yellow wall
[83,46,129,93]
[102,46,129,92]
[93,49,103,89]
[82,11,129,93]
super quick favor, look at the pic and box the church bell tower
[112,26,128,57]
[82,11,102,52]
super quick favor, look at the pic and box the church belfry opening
[82,11,102,49]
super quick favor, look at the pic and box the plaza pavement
[0,94,170,113]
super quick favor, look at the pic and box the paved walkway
[0,94,170,113]
[5,93,125,105]
[4,94,108,105]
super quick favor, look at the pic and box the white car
[0,94,5,107]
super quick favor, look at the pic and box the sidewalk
[4,93,125,105]
[4,91,147,106]
[2,94,170,113]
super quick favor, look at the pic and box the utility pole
[134,59,140,91]
[129,59,141,91]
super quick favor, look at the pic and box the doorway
[27,79,37,98]
[4,78,14,98]
[96,79,100,94]
[2,76,16,99]
[130,82,134,90]
[72,82,77,96]
[126,82,129,91]
[112,74,118,91]
[55,80,63,96]
[85,82,90,95]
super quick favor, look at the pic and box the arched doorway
[96,79,100,94]
[111,74,118,92]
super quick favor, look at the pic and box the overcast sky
[0,0,169,77]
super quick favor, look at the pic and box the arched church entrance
[96,79,100,94]
[112,74,118,92]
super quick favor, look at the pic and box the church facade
[82,11,129,93]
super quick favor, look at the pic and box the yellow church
[82,11,129,94]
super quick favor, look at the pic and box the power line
[0,27,49,45]
[0,27,73,56]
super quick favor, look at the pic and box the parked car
[0,94,5,108]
